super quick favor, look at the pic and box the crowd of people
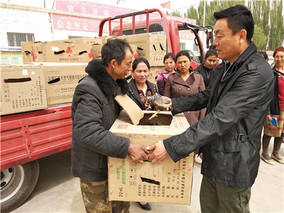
[71,4,283,213]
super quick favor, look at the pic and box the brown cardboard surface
[118,34,166,66]
[62,37,103,44]
[21,41,34,64]
[92,44,103,59]
[21,38,104,64]
[149,66,164,84]
[36,63,87,105]
[0,65,47,115]
[115,94,144,125]
[22,42,94,63]
[108,110,193,204]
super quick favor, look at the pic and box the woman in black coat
[128,57,158,110]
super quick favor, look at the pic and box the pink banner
[53,0,136,32]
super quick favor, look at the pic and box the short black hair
[101,38,133,66]
[214,5,254,42]
[163,52,176,63]
[132,57,150,71]
[175,50,191,62]
[205,49,218,60]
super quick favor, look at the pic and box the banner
[161,1,170,9]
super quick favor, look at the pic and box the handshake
[128,141,169,164]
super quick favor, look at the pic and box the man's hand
[148,141,169,164]
[128,144,149,163]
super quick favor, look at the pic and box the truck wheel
[0,161,40,213]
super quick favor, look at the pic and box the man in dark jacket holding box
[72,39,149,212]
[149,5,274,213]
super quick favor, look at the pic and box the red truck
[0,8,212,212]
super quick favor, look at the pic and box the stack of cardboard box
[92,34,166,83]
[118,33,166,83]
[1,37,106,115]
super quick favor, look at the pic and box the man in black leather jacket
[149,5,274,213]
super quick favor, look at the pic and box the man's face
[213,18,242,64]
[111,48,133,80]
[204,55,218,69]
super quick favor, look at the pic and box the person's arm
[171,88,210,115]
[199,75,206,119]
[164,67,274,162]
[73,83,148,162]
[163,76,172,98]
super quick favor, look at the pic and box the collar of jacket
[85,59,129,99]
[222,42,257,80]
[172,69,196,86]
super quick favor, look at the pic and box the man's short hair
[214,5,254,42]
[101,39,133,66]
[205,49,218,60]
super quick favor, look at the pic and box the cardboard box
[21,41,95,63]
[118,34,166,66]
[62,37,104,45]
[21,41,35,64]
[108,95,193,204]
[21,38,105,64]
[148,66,164,84]
[35,63,87,105]
[0,65,47,115]
[92,43,104,59]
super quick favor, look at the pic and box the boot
[272,136,284,164]
[261,135,274,165]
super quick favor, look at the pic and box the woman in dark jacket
[262,46,284,165]
[164,50,205,164]
[128,57,158,111]
[164,50,206,125]
[127,57,157,211]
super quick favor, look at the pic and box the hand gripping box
[108,95,194,205]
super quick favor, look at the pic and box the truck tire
[0,161,40,213]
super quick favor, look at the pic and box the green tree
[170,0,284,50]
[170,10,181,17]
[185,6,198,21]
[248,0,271,49]
[197,0,245,26]
[253,25,267,50]
[268,0,284,50]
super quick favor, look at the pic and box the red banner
[53,0,136,32]
[161,1,170,9]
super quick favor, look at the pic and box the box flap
[115,94,144,125]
